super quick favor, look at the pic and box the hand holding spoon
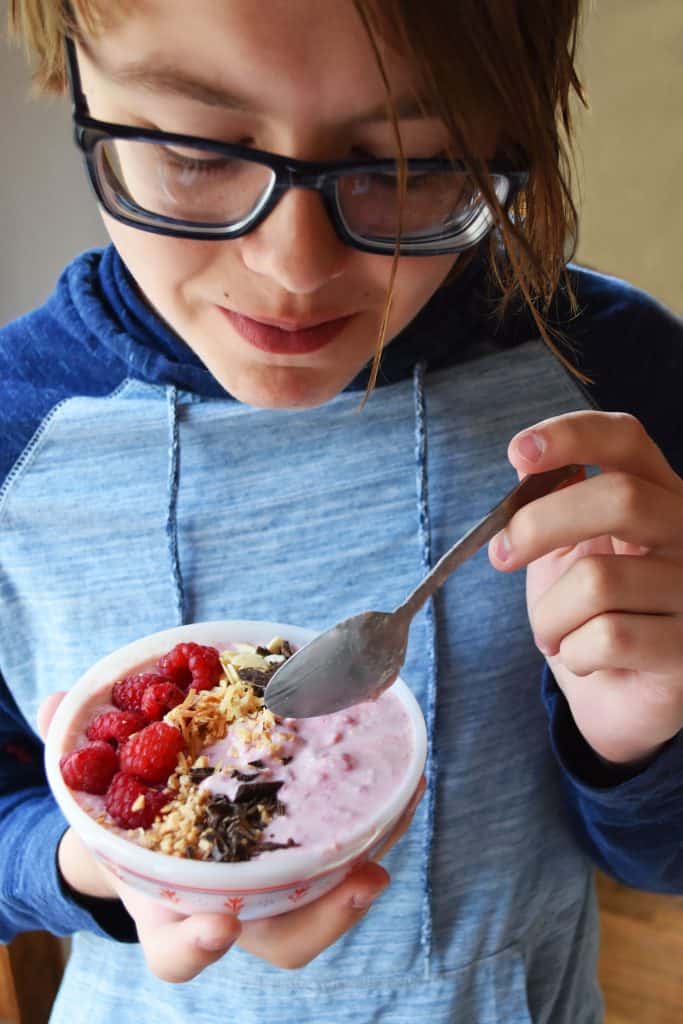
[264,464,582,718]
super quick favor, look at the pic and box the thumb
[136,911,242,983]
[37,691,68,741]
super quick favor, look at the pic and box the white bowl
[45,620,427,920]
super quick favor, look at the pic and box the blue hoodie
[1,246,681,1024]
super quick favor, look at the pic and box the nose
[239,187,348,294]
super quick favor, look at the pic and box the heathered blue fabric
[0,246,682,1024]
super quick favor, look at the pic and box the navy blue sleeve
[535,270,683,893]
[542,668,683,893]
[0,670,137,942]
[561,267,683,474]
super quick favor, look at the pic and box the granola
[140,637,297,860]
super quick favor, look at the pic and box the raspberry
[119,721,184,784]
[157,643,222,693]
[140,681,185,721]
[86,709,147,745]
[104,772,170,829]
[60,741,119,794]
[157,645,194,689]
[112,672,170,712]
[188,645,224,691]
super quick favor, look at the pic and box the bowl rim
[45,619,427,889]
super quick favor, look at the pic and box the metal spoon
[264,463,582,718]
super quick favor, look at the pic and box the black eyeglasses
[65,37,528,256]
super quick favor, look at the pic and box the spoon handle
[395,464,583,622]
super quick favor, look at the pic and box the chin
[211,363,357,410]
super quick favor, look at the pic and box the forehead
[83,0,423,124]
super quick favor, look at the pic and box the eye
[160,147,239,175]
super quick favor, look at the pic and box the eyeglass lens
[96,140,276,227]
[93,137,510,243]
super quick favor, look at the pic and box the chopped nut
[265,653,285,665]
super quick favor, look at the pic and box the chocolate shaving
[257,838,299,852]
[231,769,259,782]
[248,759,265,769]
[234,779,283,803]
[255,646,271,657]
[281,755,293,765]
[237,667,271,691]
[200,781,287,862]
[189,767,215,783]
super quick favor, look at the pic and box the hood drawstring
[166,385,187,625]
[165,373,435,966]
[413,362,437,977]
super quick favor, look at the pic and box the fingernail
[515,431,546,463]
[198,932,236,953]
[350,888,384,911]
[493,529,511,562]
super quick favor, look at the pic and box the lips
[219,308,354,355]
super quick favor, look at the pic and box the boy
[2,2,682,1021]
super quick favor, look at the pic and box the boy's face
[77,0,457,408]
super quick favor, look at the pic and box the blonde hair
[9,0,588,385]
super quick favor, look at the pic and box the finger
[237,861,389,969]
[489,472,681,570]
[530,554,683,654]
[57,828,119,899]
[135,910,241,983]
[507,411,678,490]
[37,691,68,741]
[555,611,683,678]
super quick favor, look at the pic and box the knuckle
[594,614,631,659]
[613,411,646,444]
[514,504,541,549]
[577,557,612,606]
[609,472,644,523]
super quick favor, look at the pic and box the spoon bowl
[263,610,408,718]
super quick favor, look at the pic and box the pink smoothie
[201,691,413,854]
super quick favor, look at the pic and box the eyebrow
[82,44,433,123]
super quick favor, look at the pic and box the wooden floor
[596,872,683,1024]
[1,873,681,1022]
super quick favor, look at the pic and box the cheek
[347,252,457,328]
[386,255,458,336]
[102,213,226,311]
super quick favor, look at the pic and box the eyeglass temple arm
[64,36,89,117]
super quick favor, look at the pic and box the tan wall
[575,0,682,313]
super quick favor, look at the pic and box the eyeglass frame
[64,36,529,256]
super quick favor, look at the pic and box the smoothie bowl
[45,620,426,919]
